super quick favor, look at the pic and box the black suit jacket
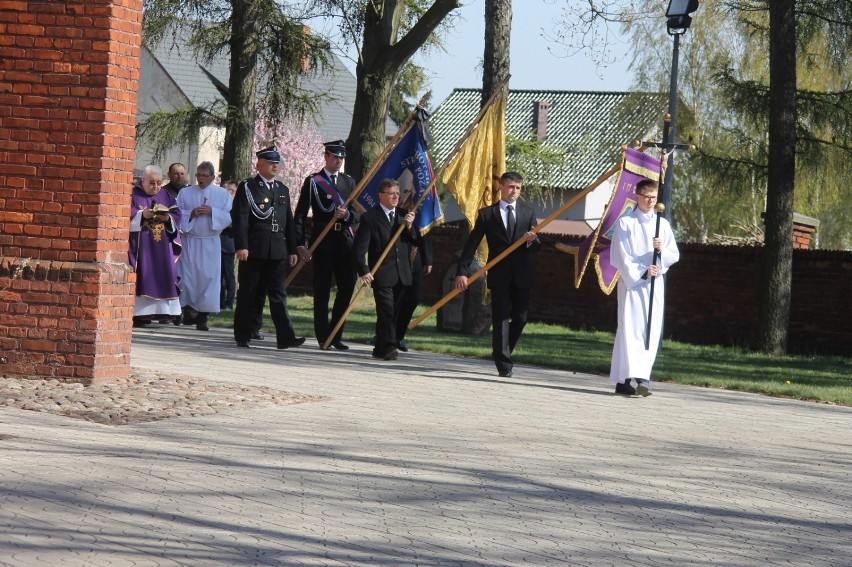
[458,201,539,288]
[353,206,419,288]
[413,233,433,272]
[293,169,359,255]
[231,175,297,261]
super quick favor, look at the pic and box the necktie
[388,210,395,224]
[330,174,337,186]
[506,204,516,239]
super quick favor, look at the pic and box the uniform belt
[254,224,282,232]
[332,222,344,231]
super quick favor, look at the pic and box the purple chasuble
[129,186,182,299]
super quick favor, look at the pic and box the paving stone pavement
[2,325,851,566]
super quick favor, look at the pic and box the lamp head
[666,0,699,34]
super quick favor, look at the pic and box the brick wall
[408,225,849,357]
[793,221,816,249]
[0,0,143,383]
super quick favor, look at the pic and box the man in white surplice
[176,161,233,331]
[609,179,679,397]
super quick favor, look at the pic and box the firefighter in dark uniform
[231,147,305,349]
[293,140,359,350]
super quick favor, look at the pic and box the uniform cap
[323,140,346,158]
[256,146,281,163]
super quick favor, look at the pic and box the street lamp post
[642,0,699,350]
[660,0,699,218]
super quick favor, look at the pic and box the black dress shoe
[615,382,637,396]
[371,348,398,360]
[397,340,408,352]
[235,340,250,348]
[498,369,513,378]
[331,340,349,351]
[251,331,264,340]
[277,336,306,349]
[196,322,209,331]
[182,307,198,325]
[636,382,652,397]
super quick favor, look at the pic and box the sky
[411,0,636,106]
[312,1,639,108]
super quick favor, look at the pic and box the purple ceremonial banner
[562,147,661,294]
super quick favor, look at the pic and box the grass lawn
[209,293,852,406]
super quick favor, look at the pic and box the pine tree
[139,0,328,181]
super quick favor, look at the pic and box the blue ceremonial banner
[355,114,443,234]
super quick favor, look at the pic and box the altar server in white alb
[609,178,679,397]
[176,161,233,331]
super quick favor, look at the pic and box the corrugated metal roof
[430,89,667,189]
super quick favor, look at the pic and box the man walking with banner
[354,179,419,361]
[455,172,539,378]
[312,106,446,352]
[609,179,679,396]
[293,140,359,351]
[560,146,664,295]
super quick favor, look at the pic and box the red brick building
[0,0,143,383]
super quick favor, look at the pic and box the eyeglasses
[637,194,658,201]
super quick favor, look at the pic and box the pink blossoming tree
[254,113,325,207]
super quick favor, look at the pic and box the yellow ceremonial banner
[441,87,506,302]
[442,87,507,232]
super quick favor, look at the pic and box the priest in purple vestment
[129,165,183,327]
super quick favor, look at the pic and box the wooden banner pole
[408,160,623,330]
[320,79,515,349]
[284,101,425,287]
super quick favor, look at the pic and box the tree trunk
[221,0,259,182]
[346,0,460,180]
[481,0,511,108]
[757,0,796,354]
[347,63,397,181]
[456,0,511,335]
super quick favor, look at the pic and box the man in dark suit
[354,179,418,361]
[394,233,432,352]
[162,162,188,201]
[219,179,238,311]
[293,140,359,350]
[455,171,540,377]
[231,147,305,349]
